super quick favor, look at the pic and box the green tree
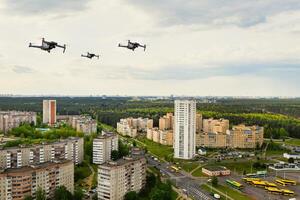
[73,188,84,200]
[124,191,139,200]
[212,176,218,187]
[111,150,119,161]
[24,196,33,200]
[54,186,73,200]
[36,187,46,200]
[288,157,294,163]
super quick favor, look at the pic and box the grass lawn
[201,184,252,200]
[137,137,173,159]
[265,149,286,156]
[171,190,178,200]
[177,161,199,172]
[284,138,300,146]
[191,167,206,177]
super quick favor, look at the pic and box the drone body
[118,40,146,51]
[29,38,66,53]
[81,52,100,59]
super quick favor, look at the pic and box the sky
[0,0,300,96]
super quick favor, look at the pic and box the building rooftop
[203,166,229,172]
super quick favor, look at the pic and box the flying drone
[29,38,66,53]
[81,52,100,59]
[118,40,146,51]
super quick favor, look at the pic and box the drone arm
[56,44,66,53]
[29,44,42,49]
[118,44,127,48]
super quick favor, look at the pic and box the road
[147,155,212,200]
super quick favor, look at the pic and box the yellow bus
[265,187,281,195]
[171,166,180,172]
[275,179,286,186]
[280,179,297,186]
[242,178,261,183]
[251,180,276,188]
[281,189,295,196]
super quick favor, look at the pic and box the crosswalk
[188,186,212,200]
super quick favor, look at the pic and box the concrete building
[58,115,97,135]
[0,160,74,200]
[159,113,174,130]
[202,166,230,177]
[0,137,83,170]
[0,111,37,133]
[117,117,153,137]
[97,157,146,200]
[147,128,173,146]
[43,100,57,125]
[196,113,203,133]
[203,118,229,134]
[174,100,196,159]
[230,124,264,148]
[93,132,118,164]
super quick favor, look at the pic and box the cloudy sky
[0,0,300,96]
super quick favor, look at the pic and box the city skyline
[0,0,300,96]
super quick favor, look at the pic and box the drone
[29,38,66,53]
[118,40,146,51]
[81,52,100,59]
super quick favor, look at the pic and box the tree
[24,196,33,200]
[73,188,84,200]
[111,150,119,161]
[36,187,46,200]
[132,140,137,147]
[124,191,139,200]
[54,186,72,200]
[288,157,294,163]
[212,176,218,187]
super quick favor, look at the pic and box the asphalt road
[146,155,212,200]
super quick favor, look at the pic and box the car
[213,193,220,199]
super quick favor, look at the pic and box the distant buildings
[202,118,229,134]
[0,111,37,133]
[0,160,74,199]
[198,124,264,149]
[0,137,84,169]
[117,117,153,137]
[97,156,146,200]
[146,128,173,146]
[93,131,118,164]
[202,166,231,177]
[159,113,174,130]
[43,100,57,125]
[174,99,196,160]
[58,115,97,135]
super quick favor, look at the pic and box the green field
[177,161,199,172]
[284,138,300,146]
[137,137,173,159]
[191,167,206,177]
[201,184,252,200]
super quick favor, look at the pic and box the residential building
[93,131,118,164]
[203,118,229,134]
[230,124,264,148]
[202,166,230,177]
[196,113,203,133]
[43,100,57,125]
[198,132,229,148]
[0,111,36,133]
[0,137,83,170]
[147,128,173,146]
[0,160,74,200]
[97,156,146,200]
[159,113,174,130]
[174,100,196,159]
[117,117,153,137]
[58,115,97,135]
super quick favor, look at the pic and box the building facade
[117,118,153,137]
[0,160,74,200]
[93,132,118,164]
[58,115,97,135]
[0,111,36,133]
[159,113,174,130]
[97,157,146,200]
[146,128,173,146]
[0,137,83,170]
[174,100,196,159]
[43,100,57,126]
[202,118,229,134]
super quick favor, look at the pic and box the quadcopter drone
[118,40,146,51]
[81,52,100,59]
[29,38,66,53]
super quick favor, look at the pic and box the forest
[1,97,300,139]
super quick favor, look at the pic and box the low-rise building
[202,166,230,177]
[97,156,146,200]
[0,137,83,169]
[0,111,37,133]
[0,160,74,200]
[93,131,118,164]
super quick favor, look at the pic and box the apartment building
[198,124,264,149]
[159,113,174,130]
[93,132,118,164]
[0,111,36,133]
[117,119,138,137]
[58,115,97,135]
[196,113,203,133]
[230,124,264,148]
[0,137,83,170]
[0,160,74,200]
[43,100,56,126]
[203,118,229,134]
[174,100,196,159]
[97,156,146,200]
[146,128,173,146]
[117,117,153,137]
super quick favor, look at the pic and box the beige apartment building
[203,118,229,134]
[0,111,37,133]
[147,128,173,146]
[159,113,174,130]
[97,157,146,200]
[93,132,118,164]
[0,160,74,200]
[0,137,83,170]
[198,124,264,149]
[117,117,153,137]
[58,115,97,135]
